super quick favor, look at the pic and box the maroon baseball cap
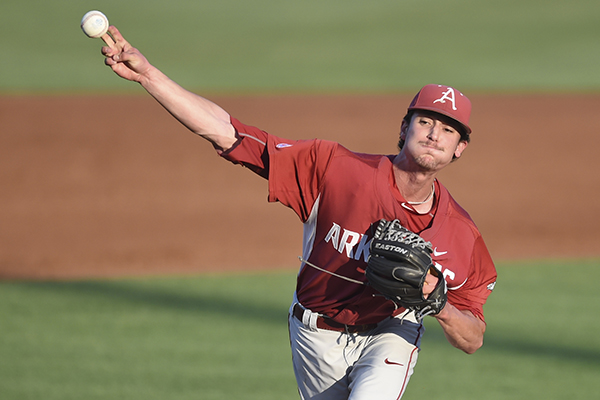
[407,84,472,134]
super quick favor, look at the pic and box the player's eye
[444,126,457,134]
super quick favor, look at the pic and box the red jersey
[222,118,497,326]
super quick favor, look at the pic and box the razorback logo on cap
[408,84,472,134]
[433,87,458,111]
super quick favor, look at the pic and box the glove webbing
[376,220,432,251]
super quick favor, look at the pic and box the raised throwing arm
[101,26,237,152]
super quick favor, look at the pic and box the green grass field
[1,0,599,93]
[1,261,599,400]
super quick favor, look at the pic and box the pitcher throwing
[99,25,497,400]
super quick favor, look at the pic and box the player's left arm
[434,304,485,354]
[431,235,496,354]
[422,271,484,353]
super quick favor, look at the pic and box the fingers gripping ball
[366,219,447,320]
[81,10,109,38]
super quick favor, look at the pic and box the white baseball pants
[288,304,424,400]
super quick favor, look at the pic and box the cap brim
[408,106,472,135]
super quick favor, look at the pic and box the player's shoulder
[331,143,392,166]
[437,181,480,230]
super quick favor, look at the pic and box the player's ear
[399,120,408,140]
[454,140,468,158]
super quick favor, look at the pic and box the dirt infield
[1,93,599,280]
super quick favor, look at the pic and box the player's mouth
[419,141,442,152]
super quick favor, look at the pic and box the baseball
[81,10,109,38]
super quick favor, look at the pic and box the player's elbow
[449,328,485,354]
[462,328,486,354]
[462,337,484,354]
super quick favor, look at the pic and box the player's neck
[392,159,437,213]
[393,161,435,195]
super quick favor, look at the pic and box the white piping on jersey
[298,256,365,286]
[448,278,468,291]
[238,132,266,146]
[297,196,366,285]
[298,195,321,275]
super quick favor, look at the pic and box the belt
[292,304,377,334]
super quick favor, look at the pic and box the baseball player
[100,26,497,400]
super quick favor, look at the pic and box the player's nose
[426,125,440,141]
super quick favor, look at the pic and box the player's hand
[101,26,151,83]
[423,270,440,298]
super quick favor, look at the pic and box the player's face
[400,112,468,171]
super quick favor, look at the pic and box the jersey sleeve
[221,117,337,222]
[447,235,497,322]
[219,117,271,179]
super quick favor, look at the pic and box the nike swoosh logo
[384,358,404,366]
[433,248,448,257]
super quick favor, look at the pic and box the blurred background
[1,0,599,278]
[2,0,599,92]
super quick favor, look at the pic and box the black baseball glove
[366,219,447,320]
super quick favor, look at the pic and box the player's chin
[416,152,455,171]
[414,155,440,171]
